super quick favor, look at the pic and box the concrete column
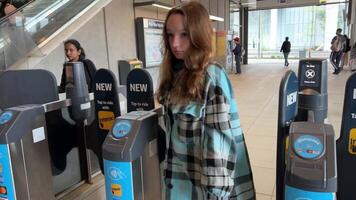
[240,7,248,64]
[324,4,338,51]
[350,0,356,44]
[270,9,278,50]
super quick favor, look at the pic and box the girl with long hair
[157,2,255,199]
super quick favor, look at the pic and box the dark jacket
[280,41,291,53]
[58,58,97,93]
[232,43,242,56]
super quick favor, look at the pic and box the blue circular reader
[112,120,132,139]
[0,111,13,125]
[294,135,324,159]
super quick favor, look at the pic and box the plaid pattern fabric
[161,64,255,200]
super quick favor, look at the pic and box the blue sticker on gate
[0,111,13,125]
[112,120,132,139]
[285,185,335,200]
[0,144,15,200]
[294,135,323,159]
[104,159,134,200]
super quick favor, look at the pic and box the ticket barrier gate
[296,59,328,122]
[0,105,55,200]
[285,122,337,200]
[0,69,78,195]
[336,72,356,199]
[276,58,337,200]
[102,66,160,199]
[102,110,161,200]
[0,63,102,199]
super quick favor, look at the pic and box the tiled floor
[66,58,351,200]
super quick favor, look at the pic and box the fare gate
[276,58,337,200]
[0,62,102,199]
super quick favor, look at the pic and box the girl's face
[64,43,81,61]
[166,13,190,59]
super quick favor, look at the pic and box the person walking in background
[232,36,242,74]
[280,37,291,67]
[157,1,255,199]
[58,39,97,93]
[330,28,343,74]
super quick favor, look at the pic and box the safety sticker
[98,111,115,130]
[111,184,122,197]
[0,112,12,125]
[294,135,323,159]
[348,128,356,155]
[0,186,7,195]
[112,121,132,139]
[287,92,297,106]
[0,145,14,200]
[80,102,91,110]
[104,160,133,200]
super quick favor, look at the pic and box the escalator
[0,0,106,70]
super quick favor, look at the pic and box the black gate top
[0,69,58,109]
[298,58,327,94]
[126,68,154,112]
[276,70,298,200]
[91,68,121,173]
[93,68,121,131]
[337,72,356,200]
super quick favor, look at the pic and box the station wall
[27,0,229,90]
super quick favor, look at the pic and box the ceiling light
[209,15,224,22]
[134,1,224,22]
[152,3,172,10]
[134,1,172,10]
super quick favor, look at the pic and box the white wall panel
[104,0,137,79]
[36,10,108,85]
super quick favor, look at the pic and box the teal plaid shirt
[161,64,255,200]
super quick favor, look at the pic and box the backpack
[343,35,351,53]
[331,36,342,52]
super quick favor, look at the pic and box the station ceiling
[230,0,348,11]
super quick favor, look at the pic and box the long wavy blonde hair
[156,1,213,105]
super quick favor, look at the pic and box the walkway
[229,58,350,199]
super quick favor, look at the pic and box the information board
[136,17,164,68]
